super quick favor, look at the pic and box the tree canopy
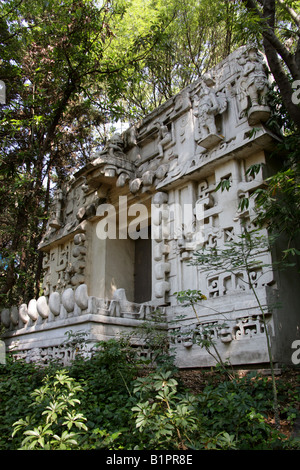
[0,0,299,306]
[0,0,180,304]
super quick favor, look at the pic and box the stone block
[154,281,170,298]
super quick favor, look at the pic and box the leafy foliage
[121,0,242,116]
[0,0,183,306]
[0,356,45,449]
[12,370,88,449]
[252,142,300,252]
[134,308,177,371]
[195,375,285,450]
[175,289,235,380]
[0,337,299,450]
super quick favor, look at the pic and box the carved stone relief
[152,192,171,303]
[193,74,227,149]
[236,47,271,125]
[175,312,271,349]
[42,232,87,296]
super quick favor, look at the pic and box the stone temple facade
[1,46,299,368]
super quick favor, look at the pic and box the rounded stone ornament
[129,178,142,194]
[36,296,49,319]
[10,306,19,326]
[72,245,84,258]
[75,284,89,310]
[152,191,168,206]
[49,292,61,316]
[19,303,29,324]
[1,308,11,328]
[28,299,38,321]
[142,170,154,186]
[62,288,75,313]
[155,164,169,180]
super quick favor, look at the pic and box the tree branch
[264,36,300,127]
[242,0,300,80]
[42,81,76,155]
[277,0,300,28]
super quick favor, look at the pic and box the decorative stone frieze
[174,312,271,348]
[1,285,157,331]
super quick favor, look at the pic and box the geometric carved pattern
[176,313,270,348]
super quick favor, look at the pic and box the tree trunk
[264,37,300,129]
[242,0,300,129]
[262,0,300,129]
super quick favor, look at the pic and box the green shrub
[0,340,298,450]
[0,356,45,450]
[12,369,88,449]
[131,370,237,450]
[67,338,141,449]
[195,375,286,450]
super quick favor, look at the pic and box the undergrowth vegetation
[0,336,299,450]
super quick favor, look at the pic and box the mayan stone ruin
[1,46,299,369]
